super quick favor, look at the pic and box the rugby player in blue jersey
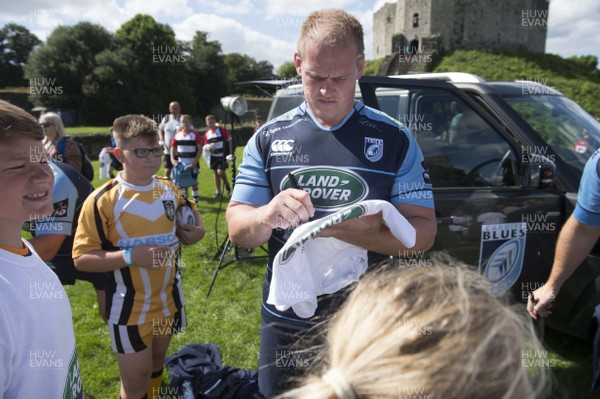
[226,9,437,397]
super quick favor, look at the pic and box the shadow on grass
[544,328,595,398]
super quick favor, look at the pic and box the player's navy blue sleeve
[231,134,272,206]
[574,149,600,225]
[390,124,434,209]
[35,163,77,236]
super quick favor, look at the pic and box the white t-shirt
[0,240,83,398]
[98,148,112,179]
[267,200,416,318]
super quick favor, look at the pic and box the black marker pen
[288,172,301,189]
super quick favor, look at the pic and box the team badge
[364,137,384,162]
[163,200,175,221]
[51,198,69,218]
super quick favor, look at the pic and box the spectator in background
[254,115,265,133]
[279,255,549,399]
[204,114,232,198]
[159,101,182,179]
[171,115,203,203]
[40,112,83,172]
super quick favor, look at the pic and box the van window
[375,87,517,188]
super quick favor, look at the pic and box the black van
[267,72,600,338]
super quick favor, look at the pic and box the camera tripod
[206,117,268,298]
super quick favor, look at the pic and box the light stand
[207,96,268,298]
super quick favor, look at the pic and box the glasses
[40,122,54,128]
[124,147,163,158]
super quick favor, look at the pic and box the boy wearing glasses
[72,115,205,399]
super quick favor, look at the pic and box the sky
[1,0,599,70]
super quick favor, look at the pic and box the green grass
[67,148,265,398]
[65,126,111,135]
[57,148,595,398]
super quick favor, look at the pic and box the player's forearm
[226,204,273,248]
[546,216,600,291]
[325,215,436,256]
[74,250,128,272]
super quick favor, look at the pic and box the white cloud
[175,13,294,68]
[546,0,600,58]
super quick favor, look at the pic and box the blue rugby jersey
[232,100,434,325]
[574,148,600,225]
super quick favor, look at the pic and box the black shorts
[210,155,227,171]
[163,155,173,169]
[49,256,107,291]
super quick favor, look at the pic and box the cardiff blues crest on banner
[364,137,383,162]
[478,222,527,295]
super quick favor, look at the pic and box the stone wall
[374,0,549,66]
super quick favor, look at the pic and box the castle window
[413,13,419,28]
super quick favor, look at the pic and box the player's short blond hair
[297,9,364,58]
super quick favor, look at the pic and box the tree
[276,61,298,79]
[185,31,228,117]
[225,53,261,86]
[0,23,41,87]
[80,45,137,124]
[363,59,384,76]
[116,14,193,116]
[25,22,115,115]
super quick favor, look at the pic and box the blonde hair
[40,112,66,143]
[112,114,158,147]
[279,254,549,399]
[297,9,364,58]
[0,100,43,143]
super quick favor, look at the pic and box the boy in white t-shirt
[0,100,84,398]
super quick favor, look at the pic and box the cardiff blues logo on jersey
[364,137,384,162]
[478,222,527,296]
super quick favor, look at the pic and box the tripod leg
[207,237,232,298]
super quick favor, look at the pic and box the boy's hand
[131,245,177,270]
[176,222,205,245]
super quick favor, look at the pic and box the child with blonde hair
[279,254,549,399]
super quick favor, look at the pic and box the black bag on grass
[165,343,262,399]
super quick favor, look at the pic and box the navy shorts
[163,155,173,169]
[258,318,320,398]
[49,256,107,290]
[210,155,227,171]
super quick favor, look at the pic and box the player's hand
[226,154,235,163]
[258,189,315,229]
[527,285,558,320]
[131,245,177,270]
[176,221,205,245]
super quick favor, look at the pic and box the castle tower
[374,0,549,75]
